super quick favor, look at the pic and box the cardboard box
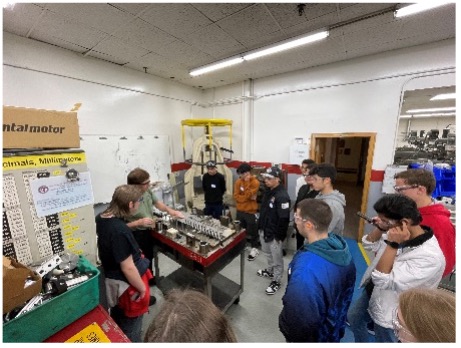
[3,105,80,149]
[3,256,42,314]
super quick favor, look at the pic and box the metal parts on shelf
[156,212,239,255]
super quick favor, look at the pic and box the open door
[310,133,376,241]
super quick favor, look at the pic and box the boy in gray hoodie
[309,163,346,236]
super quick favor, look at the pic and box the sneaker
[257,269,274,279]
[265,281,281,295]
[247,248,260,261]
[367,322,375,336]
[149,295,157,306]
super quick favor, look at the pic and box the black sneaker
[265,281,281,295]
[257,269,274,279]
[149,295,157,306]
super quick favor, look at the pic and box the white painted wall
[3,32,204,163]
[204,40,455,170]
[3,33,455,172]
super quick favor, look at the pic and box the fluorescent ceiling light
[400,112,456,118]
[190,57,244,76]
[406,107,455,113]
[189,29,329,76]
[395,2,451,18]
[244,30,329,61]
[430,93,456,100]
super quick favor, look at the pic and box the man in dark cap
[202,160,226,219]
[257,166,291,295]
[234,162,260,261]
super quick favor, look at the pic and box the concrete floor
[140,227,368,343]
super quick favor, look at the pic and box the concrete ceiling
[3,2,456,90]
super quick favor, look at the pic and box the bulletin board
[2,150,97,265]
[79,135,171,204]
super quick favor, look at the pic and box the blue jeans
[374,324,397,343]
[110,305,144,342]
[347,288,372,342]
[348,289,398,343]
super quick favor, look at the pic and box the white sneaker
[247,247,259,261]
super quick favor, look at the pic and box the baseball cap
[237,162,252,174]
[206,160,217,168]
[261,166,282,179]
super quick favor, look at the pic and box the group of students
[95,162,455,343]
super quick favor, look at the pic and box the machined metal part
[33,254,63,278]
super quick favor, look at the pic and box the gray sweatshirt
[315,190,346,236]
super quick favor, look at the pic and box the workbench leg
[205,275,213,298]
[240,250,245,291]
[153,245,160,281]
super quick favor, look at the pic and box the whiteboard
[80,135,171,203]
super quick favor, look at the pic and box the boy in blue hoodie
[279,198,356,342]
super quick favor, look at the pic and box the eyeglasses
[293,213,307,222]
[137,196,144,202]
[392,307,416,343]
[393,184,419,193]
[140,180,151,186]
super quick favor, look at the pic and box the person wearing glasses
[279,198,356,342]
[126,167,184,300]
[234,162,261,261]
[293,161,318,250]
[257,166,291,295]
[96,185,153,342]
[347,194,445,343]
[393,288,455,343]
[308,163,346,236]
[394,168,455,277]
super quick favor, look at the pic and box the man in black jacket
[257,166,291,295]
[202,160,226,219]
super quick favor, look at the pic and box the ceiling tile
[338,3,397,22]
[85,50,129,65]
[182,23,246,58]
[217,4,281,46]
[153,40,213,68]
[42,3,135,34]
[89,36,149,62]
[3,3,45,36]
[139,3,213,40]
[192,3,252,22]
[31,11,108,49]
[111,18,177,52]
[108,3,152,17]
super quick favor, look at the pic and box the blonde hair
[144,288,237,342]
[102,185,143,219]
[399,288,455,343]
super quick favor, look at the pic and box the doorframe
[310,132,376,241]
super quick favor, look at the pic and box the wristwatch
[384,240,400,249]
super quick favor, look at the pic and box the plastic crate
[3,256,100,343]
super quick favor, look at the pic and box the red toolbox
[44,305,130,343]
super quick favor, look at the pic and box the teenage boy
[394,168,455,276]
[348,194,445,343]
[257,166,291,295]
[279,198,356,342]
[234,162,261,261]
[202,160,226,219]
[309,163,346,236]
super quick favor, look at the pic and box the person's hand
[136,289,146,302]
[137,217,155,228]
[172,210,185,219]
[387,221,411,244]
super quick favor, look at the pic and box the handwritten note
[30,172,94,217]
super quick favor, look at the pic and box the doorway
[310,133,376,241]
